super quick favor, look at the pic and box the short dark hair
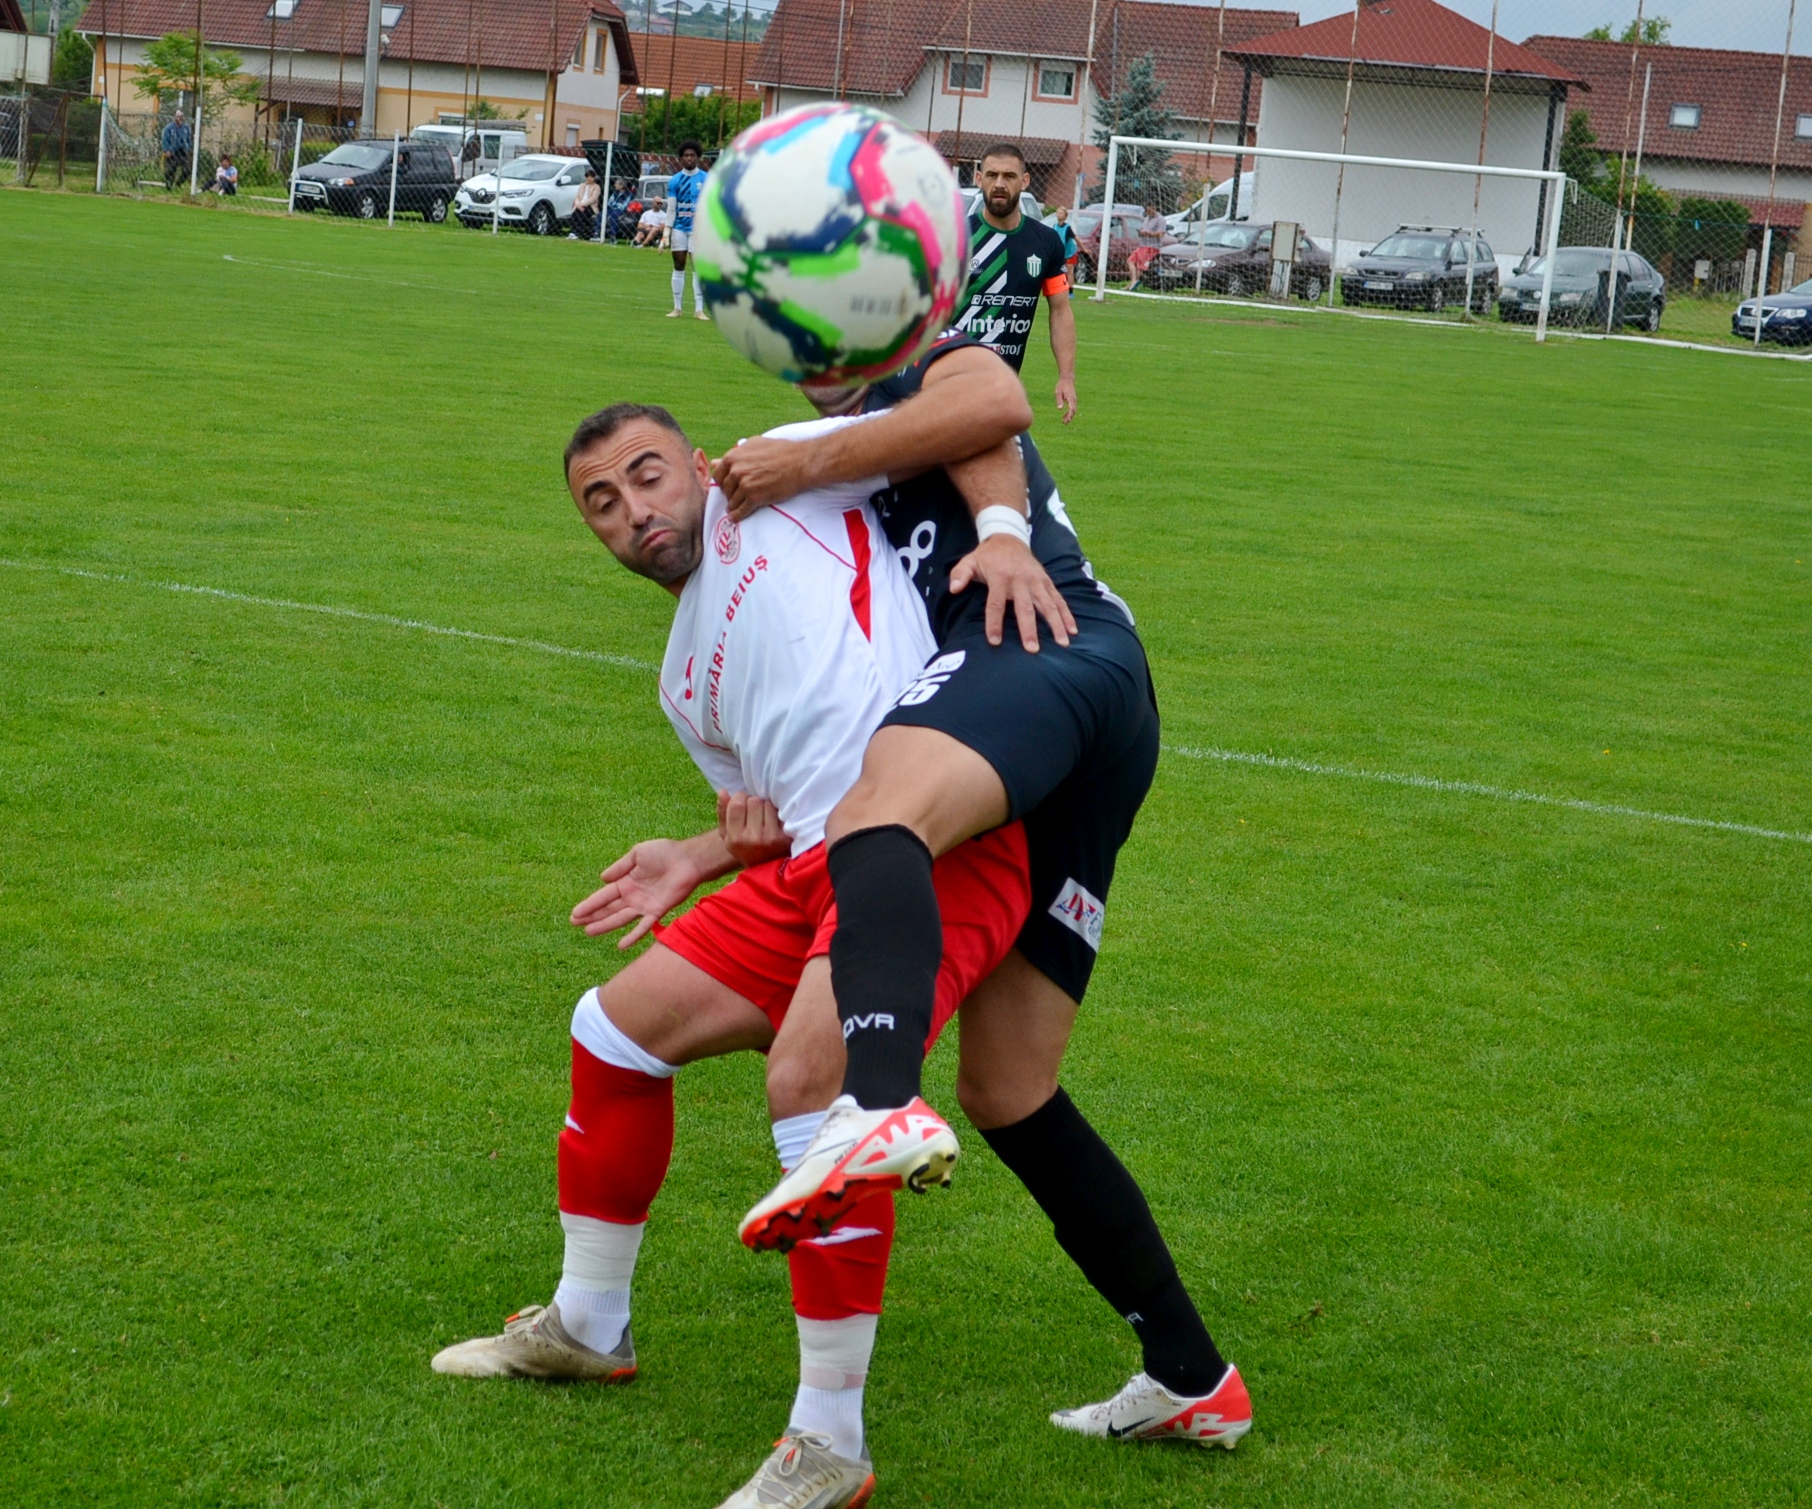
[564,403,690,476]
[678,139,703,157]
[978,142,1029,170]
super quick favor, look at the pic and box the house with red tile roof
[1224,0,1584,260]
[76,0,640,146]
[749,0,1297,205]
[1521,35,1812,238]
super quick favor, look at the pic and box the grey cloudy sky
[1285,1,1800,54]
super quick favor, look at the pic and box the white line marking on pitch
[7,557,1804,846]
[1164,744,1812,847]
[0,558,656,673]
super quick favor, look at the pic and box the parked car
[1162,175,1255,236]
[455,153,593,233]
[291,138,458,221]
[1150,221,1332,299]
[410,122,528,180]
[1071,203,1150,283]
[1732,276,1812,343]
[1498,247,1666,330]
[1341,226,1500,312]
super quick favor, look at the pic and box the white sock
[693,271,705,312]
[554,1211,642,1354]
[671,269,684,309]
[788,1313,875,1461]
[772,1110,828,1173]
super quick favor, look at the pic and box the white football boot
[429,1301,636,1382]
[714,1431,875,1509]
[1051,1365,1252,1448]
[739,1094,958,1252]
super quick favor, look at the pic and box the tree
[1585,16,1671,44]
[470,97,529,121]
[51,25,93,90]
[1091,54,1180,204]
[1557,109,1604,190]
[630,93,760,153]
[131,31,260,119]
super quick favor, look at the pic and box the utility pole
[361,0,382,135]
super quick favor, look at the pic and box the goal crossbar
[1095,135,1567,341]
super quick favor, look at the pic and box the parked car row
[1498,247,1666,330]
[1151,222,1331,300]
[1341,228,1500,313]
[1733,278,1812,343]
[455,154,595,233]
[291,138,458,220]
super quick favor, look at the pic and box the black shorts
[880,599,1159,1003]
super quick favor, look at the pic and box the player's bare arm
[944,442,1078,651]
[1048,291,1079,423]
[570,829,739,947]
[711,345,1032,515]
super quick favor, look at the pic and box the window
[693,83,715,97]
[1036,63,1075,99]
[1797,113,1812,139]
[1669,103,1701,129]
[380,3,402,24]
[565,125,580,148]
[265,0,300,17]
[946,56,986,92]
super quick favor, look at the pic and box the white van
[410,123,529,181]
[1164,175,1256,238]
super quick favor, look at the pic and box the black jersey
[864,333,1130,644]
[953,212,1071,371]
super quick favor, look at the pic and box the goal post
[1095,135,1566,342]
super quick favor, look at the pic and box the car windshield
[318,143,390,170]
[1787,278,1812,296]
[1370,235,1450,259]
[1181,224,1255,249]
[1524,249,1610,277]
[502,159,565,181]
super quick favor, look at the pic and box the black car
[1733,277,1812,344]
[1498,247,1666,330]
[291,139,458,222]
[1341,226,1500,313]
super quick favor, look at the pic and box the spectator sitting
[1138,208,1166,246]
[569,167,601,240]
[633,204,668,247]
[605,179,633,241]
[210,155,239,196]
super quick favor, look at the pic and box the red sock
[787,1193,895,1319]
[558,1039,675,1224]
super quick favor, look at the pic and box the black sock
[979,1088,1227,1397]
[827,825,939,1109]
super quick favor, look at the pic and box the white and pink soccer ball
[691,104,970,384]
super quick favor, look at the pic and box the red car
[1071,203,1157,284]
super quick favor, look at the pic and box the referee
[957,143,1080,423]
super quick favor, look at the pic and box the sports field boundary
[7,555,1806,849]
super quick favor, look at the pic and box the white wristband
[975,505,1032,545]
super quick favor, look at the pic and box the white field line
[0,558,656,673]
[1549,328,1812,363]
[1164,744,1812,847]
[7,557,1804,846]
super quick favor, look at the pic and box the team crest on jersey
[1048,877,1105,952]
[1026,254,1043,278]
[713,513,741,565]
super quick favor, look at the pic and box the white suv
[454,154,590,234]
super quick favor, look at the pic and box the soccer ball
[692,104,969,384]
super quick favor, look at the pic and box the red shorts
[656,824,1030,1049]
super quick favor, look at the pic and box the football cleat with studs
[714,1431,875,1509]
[739,1095,958,1252]
[429,1301,636,1382]
[1050,1366,1252,1448]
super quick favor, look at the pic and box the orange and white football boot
[739,1094,958,1251]
[1050,1365,1252,1448]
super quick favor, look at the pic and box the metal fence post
[1094,139,1118,302]
[599,140,613,242]
[1534,171,1563,344]
[288,118,302,212]
[95,102,107,193]
[189,91,203,196]
[387,130,399,225]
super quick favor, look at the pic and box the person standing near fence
[161,110,192,192]
[955,144,1080,424]
[665,140,709,321]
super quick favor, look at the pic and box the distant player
[957,143,1079,423]
[666,140,710,320]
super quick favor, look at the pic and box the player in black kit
[958,143,1079,423]
[713,335,1252,1448]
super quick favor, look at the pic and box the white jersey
[659,416,937,854]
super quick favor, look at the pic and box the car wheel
[529,202,556,236]
[1645,300,1663,333]
[1302,274,1324,301]
[1427,285,1446,314]
[1224,272,1245,298]
[425,192,449,224]
[355,190,379,219]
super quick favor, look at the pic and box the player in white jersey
[432,402,1029,1509]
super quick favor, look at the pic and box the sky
[1277,1,1799,54]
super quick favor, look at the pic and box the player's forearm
[798,352,1034,489]
[946,437,1029,521]
[683,828,741,881]
[1049,296,1077,382]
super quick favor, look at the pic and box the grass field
[3,189,1810,1508]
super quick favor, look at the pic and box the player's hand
[713,438,815,519]
[570,839,705,949]
[717,790,791,867]
[1054,376,1078,424]
[948,534,1077,653]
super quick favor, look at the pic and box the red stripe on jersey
[842,509,872,640]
